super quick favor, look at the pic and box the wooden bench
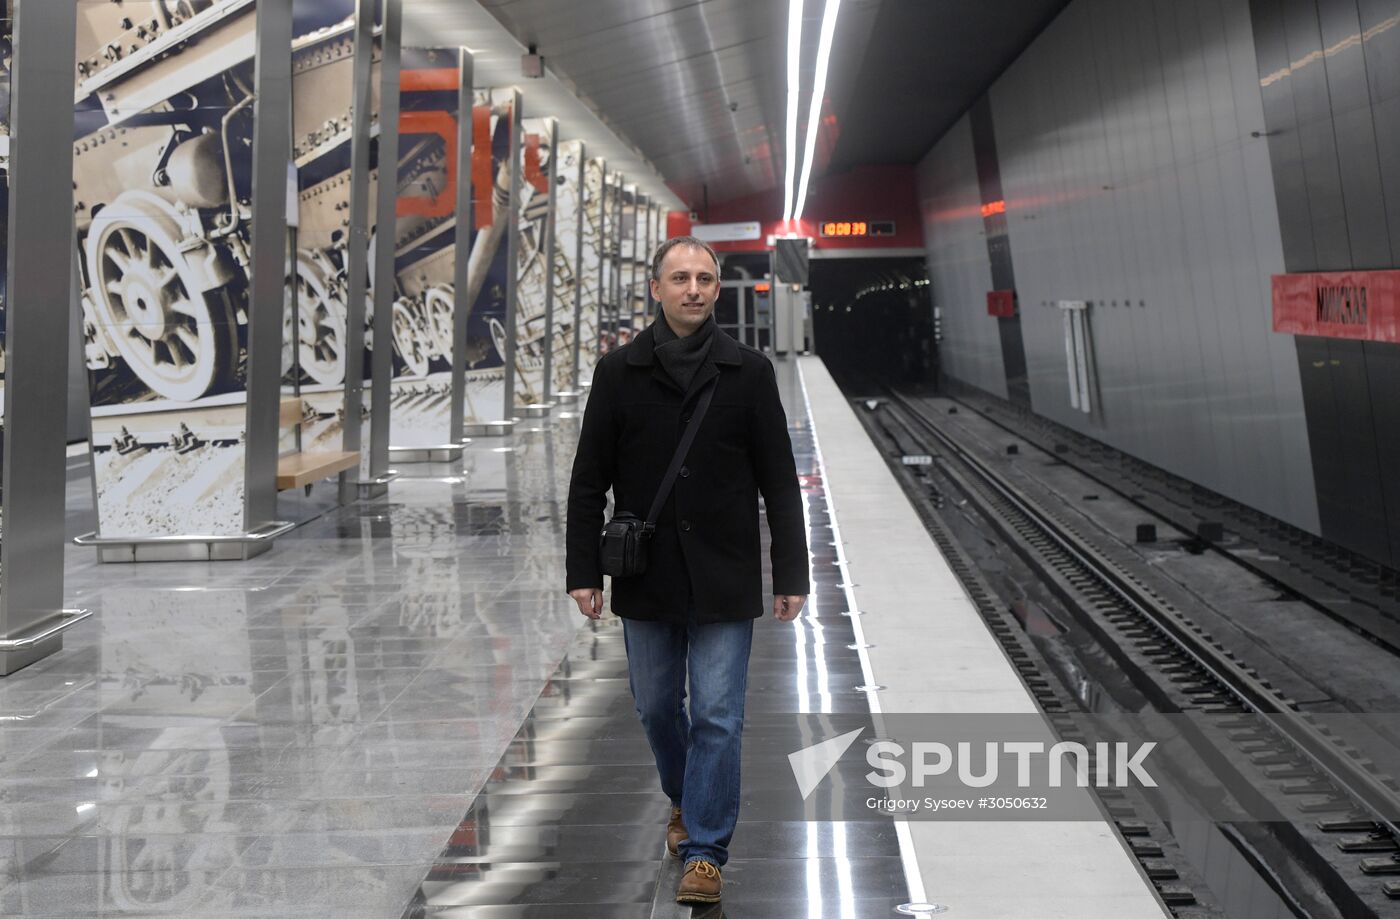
[275,397,360,492]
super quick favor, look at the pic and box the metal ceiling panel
[408,0,1069,211]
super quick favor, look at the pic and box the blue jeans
[622,612,754,868]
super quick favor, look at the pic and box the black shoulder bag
[598,379,717,579]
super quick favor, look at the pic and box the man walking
[565,236,809,905]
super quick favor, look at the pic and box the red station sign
[1272,270,1400,344]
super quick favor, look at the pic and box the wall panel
[919,0,1322,537]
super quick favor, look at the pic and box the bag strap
[643,377,718,530]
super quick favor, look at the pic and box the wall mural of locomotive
[286,0,368,459]
[513,118,576,406]
[75,0,385,539]
[0,2,11,553]
[387,45,460,446]
[577,155,603,380]
[75,0,265,538]
[462,86,515,424]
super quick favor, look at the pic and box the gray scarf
[652,313,716,394]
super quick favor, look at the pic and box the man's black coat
[565,322,810,624]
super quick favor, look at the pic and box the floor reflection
[0,364,907,915]
[397,412,905,916]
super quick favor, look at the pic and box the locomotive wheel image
[391,298,431,377]
[85,192,237,402]
[291,252,347,385]
[424,285,455,359]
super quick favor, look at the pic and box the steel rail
[888,390,1400,845]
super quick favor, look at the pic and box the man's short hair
[651,235,721,282]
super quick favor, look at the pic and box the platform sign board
[286,0,361,458]
[384,46,461,447]
[1272,270,1400,344]
[75,0,266,539]
[463,86,517,424]
[578,156,605,379]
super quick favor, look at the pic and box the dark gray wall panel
[1358,0,1400,267]
[917,0,1321,537]
[1317,0,1393,269]
[1249,0,1400,564]
[914,117,1004,398]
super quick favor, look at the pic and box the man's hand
[569,588,604,620]
[773,594,807,622]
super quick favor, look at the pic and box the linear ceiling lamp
[783,0,804,223]
[793,0,841,223]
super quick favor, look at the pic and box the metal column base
[74,522,295,563]
[353,470,401,500]
[519,403,553,418]
[388,443,466,463]
[555,391,581,405]
[463,419,518,437]
[0,609,92,677]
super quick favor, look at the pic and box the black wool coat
[565,323,810,624]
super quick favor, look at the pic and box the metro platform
[0,357,1169,918]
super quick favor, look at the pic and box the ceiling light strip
[784,0,805,222]
[793,0,841,223]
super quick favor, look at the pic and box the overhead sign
[691,221,762,242]
[819,220,896,238]
[1272,270,1400,343]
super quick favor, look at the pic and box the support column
[502,87,522,425]
[1,0,88,674]
[244,1,294,530]
[451,48,474,444]
[338,0,377,504]
[367,0,402,486]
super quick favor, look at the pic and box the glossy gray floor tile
[1,361,907,915]
[399,368,905,917]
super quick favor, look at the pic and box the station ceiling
[470,0,1069,209]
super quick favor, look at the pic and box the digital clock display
[819,220,896,238]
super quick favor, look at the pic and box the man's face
[650,245,719,336]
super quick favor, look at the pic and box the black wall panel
[968,97,1032,407]
[1250,0,1400,566]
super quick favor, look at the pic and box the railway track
[854,388,1400,918]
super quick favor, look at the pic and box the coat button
[680,520,692,532]
[681,414,691,424]
[679,466,690,478]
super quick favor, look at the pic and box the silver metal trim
[74,521,295,547]
[464,419,518,437]
[0,610,93,653]
[519,403,553,418]
[388,444,466,463]
[352,470,402,487]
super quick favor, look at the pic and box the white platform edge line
[795,359,929,907]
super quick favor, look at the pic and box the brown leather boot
[665,806,688,857]
[676,859,722,904]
